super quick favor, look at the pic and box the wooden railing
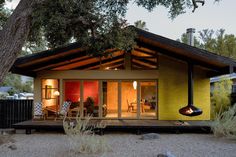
[0,100,33,128]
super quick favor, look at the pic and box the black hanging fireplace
[179,63,202,116]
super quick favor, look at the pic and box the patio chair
[127,99,134,112]
[55,101,71,120]
[33,102,45,120]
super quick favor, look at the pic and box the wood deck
[13,119,212,134]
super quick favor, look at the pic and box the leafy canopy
[1,0,221,56]
[178,29,236,60]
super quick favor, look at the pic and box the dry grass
[0,135,13,146]
[63,114,110,154]
[211,105,236,139]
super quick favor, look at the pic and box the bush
[211,104,236,139]
[63,114,109,154]
[0,92,9,99]
[211,77,232,119]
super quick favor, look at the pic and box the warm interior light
[105,67,110,70]
[133,81,137,90]
[53,91,60,96]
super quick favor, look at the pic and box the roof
[10,26,236,77]
[210,73,236,83]
[0,87,12,93]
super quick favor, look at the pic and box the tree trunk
[0,0,41,83]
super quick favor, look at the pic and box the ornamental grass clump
[63,114,110,154]
[211,104,236,139]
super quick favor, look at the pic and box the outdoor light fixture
[133,81,137,90]
[179,63,202,116]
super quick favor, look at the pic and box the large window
[62,79,158,119]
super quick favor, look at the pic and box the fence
[0,100,33,128]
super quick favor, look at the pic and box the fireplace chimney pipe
[186,28,195,46]
[179,28,202,117]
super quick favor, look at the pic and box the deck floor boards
[13,119,212,134]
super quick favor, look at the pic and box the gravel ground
[0,133,236,157]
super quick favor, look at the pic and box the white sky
[6,0,236,40]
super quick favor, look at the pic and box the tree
[199,29,236,59]
[178,29,236,60]
[177,32,200,47]
[0,0,221,83]
[134,20,148,31]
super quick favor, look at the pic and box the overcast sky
[6,0,236,40]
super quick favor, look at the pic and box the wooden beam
[133,47,157,57]
[132,59,157,69]
[132,61,155,69]
[137,41,228,73]
[73,55,124,70]
[131,55,157,66]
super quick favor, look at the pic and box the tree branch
[192,0,205,12]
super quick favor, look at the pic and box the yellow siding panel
[158,56,210,120]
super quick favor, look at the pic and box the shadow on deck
[13,119,212,134]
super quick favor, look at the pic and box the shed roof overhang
[10,27,236,77]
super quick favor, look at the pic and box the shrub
[211,104,236,139]
[211,77,232,119]
[0,92,9,99]
[63,114,109,154]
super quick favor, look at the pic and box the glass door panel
[103,81,118,118]
[121,81,137,118]
[64,80,81,117]
[42,79,59,117]
[83,81,99,117]
[140,81,157,119]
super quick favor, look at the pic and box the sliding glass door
[63,79,158,119]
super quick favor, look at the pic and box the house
[210,73,236,104]
[210,73,236,92]
[10,27,236,121]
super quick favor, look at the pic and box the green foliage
[211,77,232,119]
[134,20,148,31]
[0,0,11,30]
[0,91,9,99]
[29,0,136,56]
[0,73,33,94]
[178,29,236,60]
[177,32,200,47]
[1,0,222,57]
[3,0,221,57]
[211,104,236,139]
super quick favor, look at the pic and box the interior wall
[83,81,99,105]
[41,79,59,109]
[64,81,80,102]
[121,82,137,111]
[158,55,210,120]
[107,82,118,111]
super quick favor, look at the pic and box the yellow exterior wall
[33,59,210,120]
[158,56,210,120]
